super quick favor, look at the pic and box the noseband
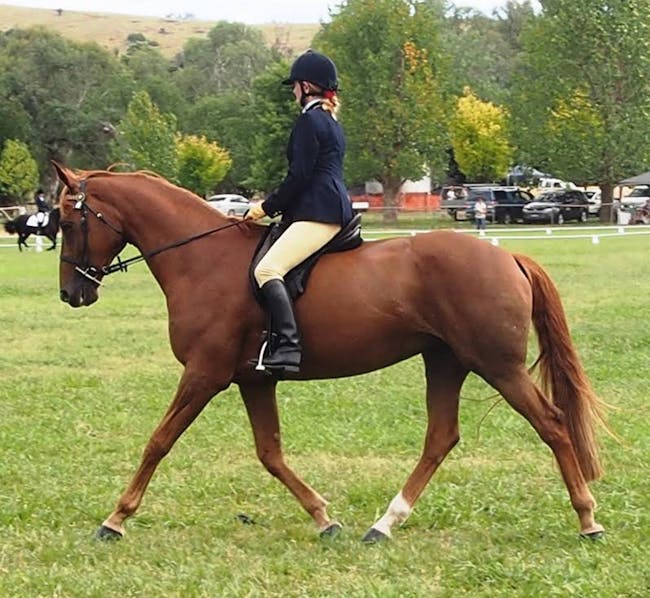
[60,179,245,287]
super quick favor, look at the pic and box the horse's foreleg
[239,380,339,537]
[97,367,223,539]
[363,348,467,542]
[492,368,603,537]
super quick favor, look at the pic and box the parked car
[522,190,590,224]
[463,185,534,224]
[440,185,469,219]
[585,190,602,216]
[621,185,650,209]
[206,194,251,216]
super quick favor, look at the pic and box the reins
[60,179,247,286]
[102,219,245,276]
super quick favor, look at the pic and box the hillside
[0,5,320,58]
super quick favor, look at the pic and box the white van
[622,185,650,208]
[531,178,581,197]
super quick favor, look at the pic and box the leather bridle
[59,179,246,287]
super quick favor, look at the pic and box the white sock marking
[372,491,412,537]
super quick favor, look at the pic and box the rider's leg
[254,221,340,372]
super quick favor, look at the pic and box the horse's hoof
[580,529,605,541]
[319,522,343,538]
[361,527,390,544]
[94,524,123,541]
[235,513,256,525]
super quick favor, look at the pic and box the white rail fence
[362,224,650,246]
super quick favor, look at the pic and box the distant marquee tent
[619,171,650,186]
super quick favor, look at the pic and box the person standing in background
[474,195,487,231]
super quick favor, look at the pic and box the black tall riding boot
[260,279,302,373]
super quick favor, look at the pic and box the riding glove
[245,203,267,221]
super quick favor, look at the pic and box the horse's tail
[514,253,606,481]
[4,219,16,234]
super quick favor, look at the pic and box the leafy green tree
[181,91,256,192]
[511,0,650,219]
[121,45,188,119]
[442,8,515,105]
[245,61,298,194]
[114,90,178,181]
[176,21,278,102]
[317,0,449,221]
[176,134,232,196]
[0,27,135,179]
[0,139,39,201]
[0,89,33,151]
[449,87,513,182]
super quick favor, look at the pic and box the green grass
[0,232,649,597]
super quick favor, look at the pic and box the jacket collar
[302,98,324,113]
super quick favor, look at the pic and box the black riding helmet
[282,50,339,91]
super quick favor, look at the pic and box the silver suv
[206,194,251,217]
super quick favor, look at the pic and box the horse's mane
[66,167,262,236]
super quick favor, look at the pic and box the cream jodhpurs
[254,221,341,287]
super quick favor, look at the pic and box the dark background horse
[4,207,60,251]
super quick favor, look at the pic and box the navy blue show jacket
[262,101,354,226]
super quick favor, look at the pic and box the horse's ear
[51,160,79,192]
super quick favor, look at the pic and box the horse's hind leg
[363,347,467,542]
[97,366,224,539]
[490,366,603,537]
[239,380,340,537]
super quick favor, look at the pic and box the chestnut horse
[52,162,606,543]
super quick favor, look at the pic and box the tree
[114,91,178,181]
[449,87,513,182]
[317,0,449,221]
[0,27,135,180]
[245,61,298,194]
[181,91,257,193]
[0,139,39,201]
[175,21,278,102]
[511,0,650,220]
[121,45,188,119]
[176,134,232,196]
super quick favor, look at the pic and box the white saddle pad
[26,213,49,228]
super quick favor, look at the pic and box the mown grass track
[0,233,648,597]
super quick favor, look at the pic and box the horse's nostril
[60,289,69,303]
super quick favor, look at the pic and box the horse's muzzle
[60,282,98,307]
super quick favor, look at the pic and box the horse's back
[295,230,533,375]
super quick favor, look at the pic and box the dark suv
[464,186,534,224]
[522,190,590,224]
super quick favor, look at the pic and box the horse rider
[34,188,50,229]
[245,50,354,374]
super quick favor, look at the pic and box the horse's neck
[112,180,208,252]
[106,178,239,281]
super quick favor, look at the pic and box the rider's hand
[245,203,266,221]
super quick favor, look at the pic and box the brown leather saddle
[249,214,363,304]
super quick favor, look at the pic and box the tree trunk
[381,179,401,224]
[600,182,615,224]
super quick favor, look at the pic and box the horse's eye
[60,221,74,232]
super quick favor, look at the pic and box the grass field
[1,229,649,596]
[0,5,319,57]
